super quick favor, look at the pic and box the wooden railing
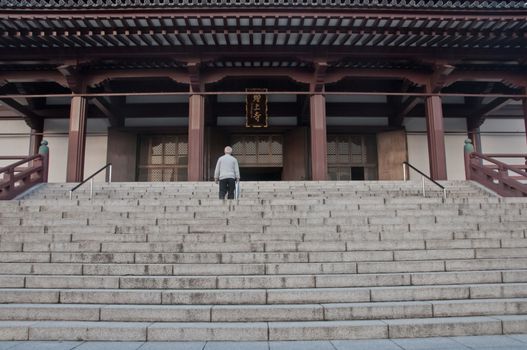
[465,152,527,197]
[0,154,49,200]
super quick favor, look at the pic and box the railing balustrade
[465,152,527,197]
[0,154,49,200]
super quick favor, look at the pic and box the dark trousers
[219,178,236,199]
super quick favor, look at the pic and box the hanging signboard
[245,88,268,128]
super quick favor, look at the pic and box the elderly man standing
[214,146,240,200]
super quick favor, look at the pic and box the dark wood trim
[424,94,447,180]
[188,94,205,181]
[309,93,327,181]
[66,96,87,182]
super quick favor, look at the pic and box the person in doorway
[214,146,240,200]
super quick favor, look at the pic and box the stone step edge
[1,298,527,322]
[1,269,526,288]
[1,315,526,341]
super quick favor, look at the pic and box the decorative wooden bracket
[187,61,202,93]
[58,62,88,93]
[311,61,328,93]
[428,63,456,93]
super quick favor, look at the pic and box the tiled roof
[1,0,526,9]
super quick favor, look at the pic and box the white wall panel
[45,136,68,183]
[406,134,430,179]
[0,120,31,168]
[84,136,109,183]
[445,135,467,180]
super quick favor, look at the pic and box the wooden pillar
[188,94,205,181]
[29,128,43,156]
[424,93,447,180]
[310,94,327,181]
[468,127,482,153]
[66,96,87,182]
[523,89,527,146]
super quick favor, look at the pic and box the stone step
[4,248,527,266]
[2,283,527,305]
[6,208,515,220]
[1,298,527,323]
[0,260,522,277]
[0,315,523,341]
[2,269,525,289]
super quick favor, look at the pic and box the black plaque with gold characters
[245,88,268,128]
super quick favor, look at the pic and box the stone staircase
[1,181,527,341]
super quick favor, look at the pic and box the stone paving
[2,335,527,350]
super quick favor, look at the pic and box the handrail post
[68,163,112,199]
[42,154,49,183]
[403,163,407,181]
[69,190,72,200]
[421,176,425,197]
[464,139,474,180]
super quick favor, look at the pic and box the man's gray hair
[224,146,233,154]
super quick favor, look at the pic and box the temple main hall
[0,0,526,183]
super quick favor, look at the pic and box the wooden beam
[467,97,511,130]
[92,97,123,127]
[0,98,42,130]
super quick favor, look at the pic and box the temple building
[0,0,526,183]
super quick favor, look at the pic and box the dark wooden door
[327,134,378,180]
[137,135,188,181]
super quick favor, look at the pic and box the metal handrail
[69,163,112,200]
[402,161,447,199]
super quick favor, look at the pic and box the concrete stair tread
[1,181,525,341]
[1,269,526,288]
[2,298,527,322]
[0,315,525,341]
[2,282,527,304]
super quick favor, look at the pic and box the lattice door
[231,135,283,167]
[327,135,378,180]
[138,135,188,181]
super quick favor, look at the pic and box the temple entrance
[240,167,283,181]
[231,134,283,181]
[327,134,378,180]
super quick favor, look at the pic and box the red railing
[465,152,527,197]
[0,154,49,200]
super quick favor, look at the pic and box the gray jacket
[214,154,240,180]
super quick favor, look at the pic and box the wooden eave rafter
[0,12,524,53]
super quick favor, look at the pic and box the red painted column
[188,94,205,181]
[523,89,527,146]
[66,96,87,182]
[310,94,328,181]
[424,92,448,180]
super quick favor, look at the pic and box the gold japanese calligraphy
[246,88,268,128]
